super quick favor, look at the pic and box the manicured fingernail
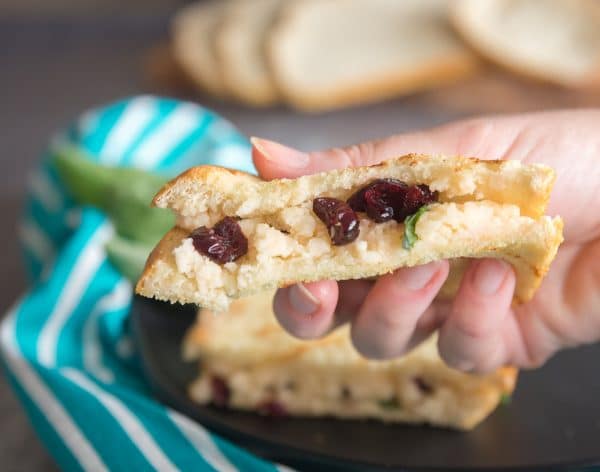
[472,259,510,295]
[288,283,320,315]
[250,137,310,168]
[396,262,440,291]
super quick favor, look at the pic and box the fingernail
[250,137,310,169]
[450,357,475,372]
[288,283,320,315]
[472,259,510,295]
[396,262,440,291]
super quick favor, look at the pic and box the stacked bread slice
[215,0,285,106]
[171,0,478,110]
[183,290,517,430]
[172,1,229,98]
[451,0,600,87]
[268,0,479,111]
[169,0,600,111]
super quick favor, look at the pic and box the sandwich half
[184,291,518,430]
[136,153,563,310]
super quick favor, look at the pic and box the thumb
[250,137,377,180]
[250,115,523,180]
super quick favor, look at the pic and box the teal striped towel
[1,96,294,471]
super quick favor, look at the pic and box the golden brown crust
[135,227,189,301]
[499,367,519,394]
[153,153,555,220]
[151,166,259,207]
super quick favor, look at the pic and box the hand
[251,110,600,373]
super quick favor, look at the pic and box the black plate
[131,296,600,471]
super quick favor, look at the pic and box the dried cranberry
[414,376,433,395]
[346,183,369,213]
[313,197,359,245]
[348,179,406,222]
[190,216,248,264]
[211,376,230,407]
[364,185,400,222]
[417,184,437,201]
[347,179,437,223]
[258,400,288,417]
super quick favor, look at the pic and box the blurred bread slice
[268,0,479,111]
[172,1,228,97]
[216,0,283,106]
[183,291,518,430]
[451,0,600,87]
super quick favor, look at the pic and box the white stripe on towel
[276,464,297,472]
[168,410,238,472]
[37,222,113,367]
[28,170,63,213]
[63,368,179,472]
[82,279,132,383]
[129,103,200,169]
[99,96,156,165]
[1,306,108,472]
[19,218,55,264]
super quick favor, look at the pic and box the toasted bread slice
[451,0,600,87]
[216,0,283,106]
[268,0,479,111]
[184,291,518,430]
[136,154,563,310]
[172,1,229,97]
[152,153,554,220]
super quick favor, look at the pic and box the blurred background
[2,0,600,469]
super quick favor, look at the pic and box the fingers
[500,239,600,369]
[438,259,516,373]
[272,279,372,339]
[272,281,338,339]
[335,279,374,327]
[250,115,526,181]
[251,137,377,180]
[350,261,449,359]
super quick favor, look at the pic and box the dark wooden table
[3,12,599,471]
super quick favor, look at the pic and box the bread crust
[153,154,555,220]
[151,165,258,208]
